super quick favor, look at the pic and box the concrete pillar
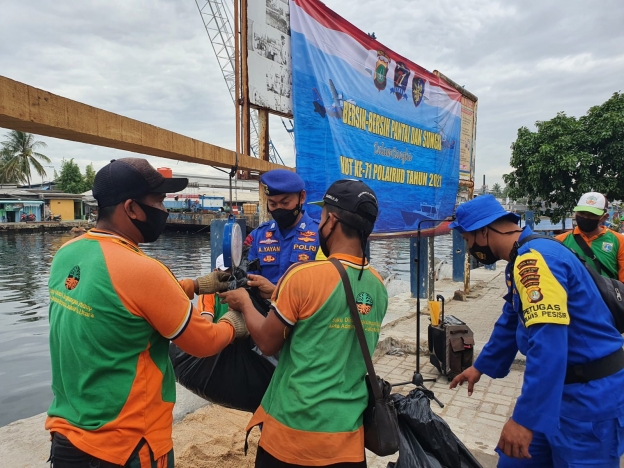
[453,229,466,282]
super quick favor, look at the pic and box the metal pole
[414,217,449,373]
[258,109,270,223]
[241,0,251,157]
[234,0,241,157]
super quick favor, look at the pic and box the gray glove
[219,309,249,339]
[197,271,230,294]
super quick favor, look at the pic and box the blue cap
[260,169,305,196]
[449,195,520,233]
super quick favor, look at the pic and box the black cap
[310,179,378,223]
[92,158,188,208]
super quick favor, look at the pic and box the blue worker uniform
[247,211,320,284]
[475,227,624,467]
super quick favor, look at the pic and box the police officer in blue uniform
[449,195,624,467]
[245,170,320,297]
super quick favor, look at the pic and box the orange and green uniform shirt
[198,293,229,321]
[247,253,388,465]
[556,226,624,281]
[46,229,234,465]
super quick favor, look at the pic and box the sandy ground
[173,405,259,468]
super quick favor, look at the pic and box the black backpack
[518,234,624,333]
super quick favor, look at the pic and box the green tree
[504,92,624,223]
[83,163,96,191]
[491,183,503,198]
[0,131,51,187]
[56,159,87,194]
[0,151,19,185]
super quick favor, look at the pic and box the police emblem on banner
[391,61,410,101]
[412,77,425,107]
[374,51,390,91]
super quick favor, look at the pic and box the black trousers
[255,446,367,468]
[48,432,174,468]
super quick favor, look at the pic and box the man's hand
[498,419,533,459]
[247,274,276,299]
[449,366,482,396]
[219,288,253,313]
[219,310,249,339]
[196,271,230,295]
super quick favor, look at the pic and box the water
[0,230,453,427]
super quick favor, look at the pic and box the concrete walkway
[368,262,510,467]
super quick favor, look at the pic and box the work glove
[219,309,249,339]
[197,271,231,294]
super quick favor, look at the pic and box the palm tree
[0,131,51,187]
[491,183,503,198]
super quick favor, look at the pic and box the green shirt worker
[221,179,388,467]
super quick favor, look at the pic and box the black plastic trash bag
[169,335,275,412]
[170,251,277,413]
[387,388,482,468]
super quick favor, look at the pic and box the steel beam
[0,76,289,173]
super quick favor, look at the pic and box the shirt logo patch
[266,231,273,238]
[603,242,614,252]
[301,231,317,237]
[298,236,316,243]
[65,266,81,291]
[356,292,374,315]
[263,255,276,263]
[299,222,306,229]
[527,288,544,303]
[298,253,310,262]
[259,238,279,245]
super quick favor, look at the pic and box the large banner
[291,0,462,235]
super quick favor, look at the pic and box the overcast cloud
[1,0,622,187]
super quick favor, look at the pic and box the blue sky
[1,0,622,188]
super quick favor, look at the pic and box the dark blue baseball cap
[260,169,305,196]
[449,195,520,233]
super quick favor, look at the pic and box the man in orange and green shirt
[222,179,387,467]
[556,192,624,281]
[197,254,230,322]
[46,158,248,468]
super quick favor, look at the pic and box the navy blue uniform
[475,227,624,467]
[247,211,320,284]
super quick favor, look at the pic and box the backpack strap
[573,234,618,279]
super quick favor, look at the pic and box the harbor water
[0,230,453,427]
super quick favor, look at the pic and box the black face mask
[269,195,301,231]
[469,234,499,265]
[576,216,601,233]
[318,216,336,258]
[131,201,169,243]
[469,226,523,265]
